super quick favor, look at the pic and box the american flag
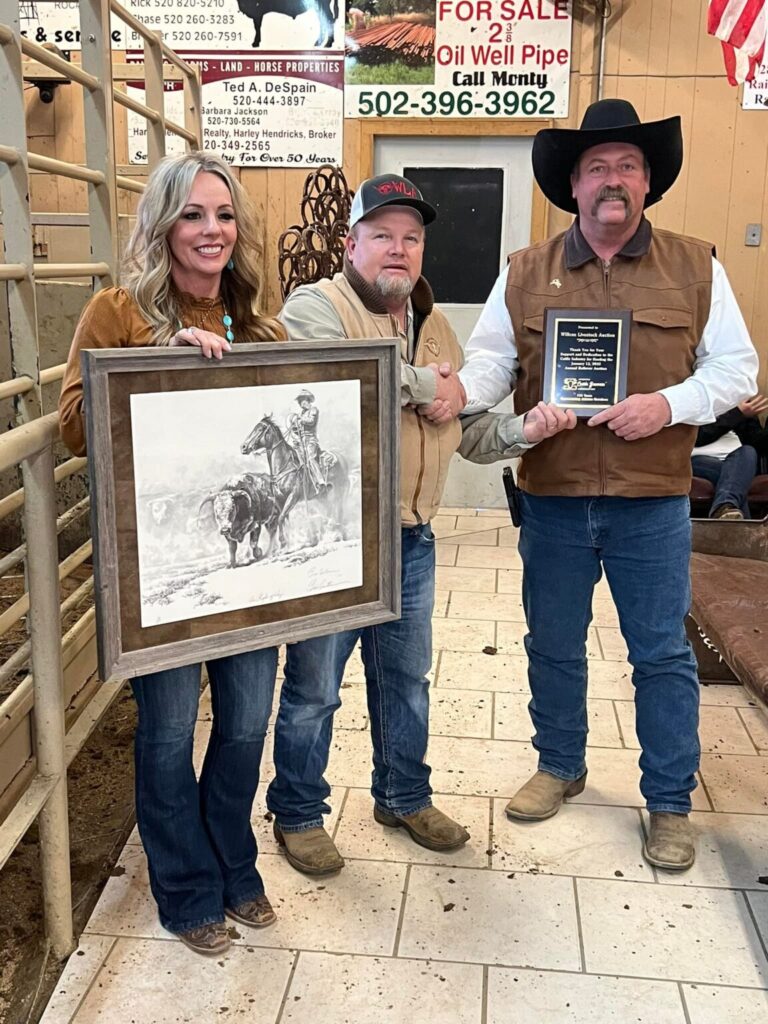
[707,0,768,85]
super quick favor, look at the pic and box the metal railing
[0,0,202,958]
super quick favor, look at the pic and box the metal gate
[0,0,202,957]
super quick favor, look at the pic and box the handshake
[416,362,467,425]
[417,362,577,443]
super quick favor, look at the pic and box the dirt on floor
[0,687,137,1024]
[0,557,138,1024]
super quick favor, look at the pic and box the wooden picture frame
[82,339,401,681]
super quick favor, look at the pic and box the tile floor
[41,510,768,1024]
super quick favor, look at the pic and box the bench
[687,517,768,710]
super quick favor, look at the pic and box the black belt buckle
[502,466,521,527]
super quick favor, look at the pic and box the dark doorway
[404,166,504,304]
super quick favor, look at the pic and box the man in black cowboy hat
[458,99,758,870]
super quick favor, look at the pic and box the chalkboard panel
[404,166,504,304]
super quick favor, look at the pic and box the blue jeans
[131,648,277,933]
[518,493,700,814]
[691,446,758,517]
[267,524,435,829]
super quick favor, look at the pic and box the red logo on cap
[375,180,417,198]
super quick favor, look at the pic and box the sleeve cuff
[498,413,536,449]
[403,364,437,405]
[657,385,689,427]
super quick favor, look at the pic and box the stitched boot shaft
[374,804,470,851]
[643,812,695,871]
[273,822,345,875]
[505,770,588,821]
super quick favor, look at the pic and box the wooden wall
[21,0,768,387]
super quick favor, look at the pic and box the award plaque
[542,308,631,417]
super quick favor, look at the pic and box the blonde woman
[60,153,284,956]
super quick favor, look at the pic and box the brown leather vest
[508,221,713,497]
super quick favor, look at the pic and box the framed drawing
[82,339,400,681]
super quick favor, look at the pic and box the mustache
[596,186,630,204]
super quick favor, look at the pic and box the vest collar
[342,254,434,318]
[564,216,652,269]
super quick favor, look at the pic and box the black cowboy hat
[532,98,683,214]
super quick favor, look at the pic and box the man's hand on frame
[418,362,467,424]
[587,393,671,441]
[522,402,578,443]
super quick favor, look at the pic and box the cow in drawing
[198,473,277,568]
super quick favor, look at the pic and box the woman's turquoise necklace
[178,299,234,343]
[222,312,234,343]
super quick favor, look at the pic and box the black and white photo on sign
[18,0,345,52]
[130,379,362,628]
[235,0,343,49]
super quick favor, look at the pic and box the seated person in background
[691,396,768,519]
[741,394,768,461]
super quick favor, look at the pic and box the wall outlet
[746,223,762,246]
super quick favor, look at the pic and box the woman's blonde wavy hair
[121,152,283,345]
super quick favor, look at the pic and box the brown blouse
[59,286,282,456]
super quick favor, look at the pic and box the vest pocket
[522,314,545,333]
[628,305,697,392]
[632,307,692,329]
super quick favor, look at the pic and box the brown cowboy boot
[505,770,588,821]
[226,894,277,929]
[273,822,345,876]
[373,804,470,851]
[176,923,231,956]
[643,812,695,871]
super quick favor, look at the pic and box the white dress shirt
[691,430,742,460]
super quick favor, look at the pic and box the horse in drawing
[240,414,352,552]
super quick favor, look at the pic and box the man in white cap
[267,173,575,874]
[457,99,758,870]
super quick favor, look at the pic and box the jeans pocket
[415,524,436,547]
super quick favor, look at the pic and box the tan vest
[315,273,463,525]
[508,224,713,497]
